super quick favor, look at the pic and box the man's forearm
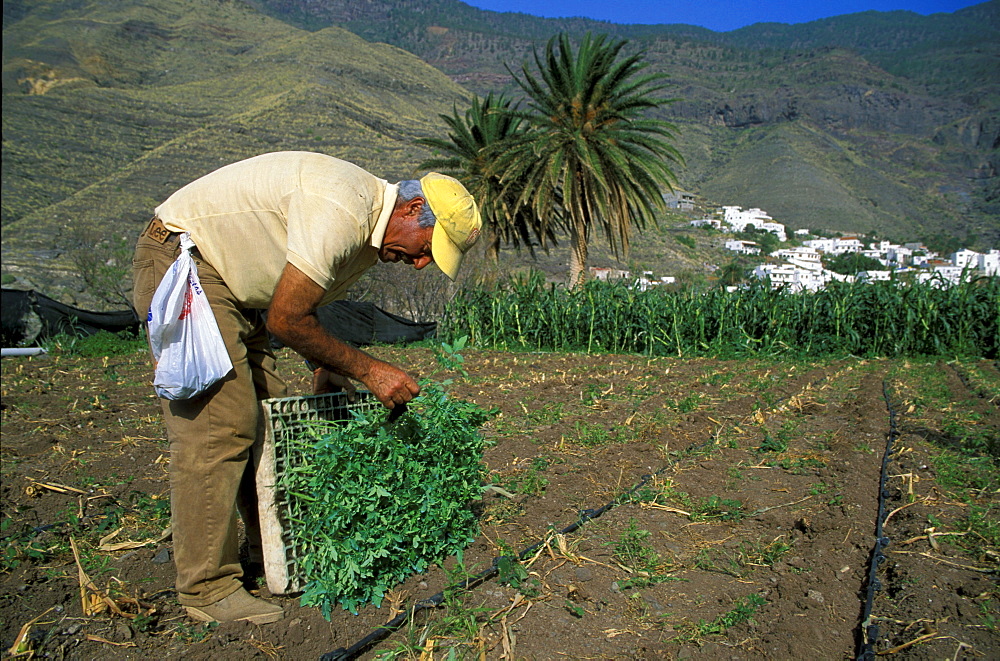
[268,311,376,382]
[267,263,420,407]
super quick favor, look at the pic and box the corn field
[442,272,1000,358]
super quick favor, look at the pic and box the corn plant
[442,272,998,359]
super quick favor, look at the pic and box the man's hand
[357,360,420,410]
[268,263,420,410]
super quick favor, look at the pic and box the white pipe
[1,347,48,357]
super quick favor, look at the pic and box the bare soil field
[1,343,997,660]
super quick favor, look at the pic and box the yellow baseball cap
[421,172,482,280]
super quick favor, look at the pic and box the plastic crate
[253,391,379,595]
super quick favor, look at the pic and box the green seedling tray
[254,391,379,595]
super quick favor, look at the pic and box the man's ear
[403,196,425,219]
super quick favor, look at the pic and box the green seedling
[694,537,792,577]
[564,600,585,618]
[172,621,216,643]
[610,518,679,589]
[666,394,701,413]
[690,496,745,522]
[433,335,470,377]
[675,594,767,643]
[574,420,611,447]
[281,378,496,617]
[496,555,528,589]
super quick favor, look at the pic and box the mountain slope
[246,0,1000,244]
[2,0,470,302]
[2,0,997,307]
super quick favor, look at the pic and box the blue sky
[462,1,985,33]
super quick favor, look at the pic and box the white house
[916,266,964,288]
[590,267,631,282]
[771,246,821,264]
[857,270,893,283]
[860,248,890,266]
[803,238,836,253]
[951,249,979,270]
[664,191,696,211]
[761,222,788,242]
[831,237,864,254]
[886,245,912,266]
[803,237,863,255]
[770,248,823,277]
[753,264,798,288]
[690,218,721,229]
[725,239,760,255]
[721,206,787,241]
[753,263,839,292]
[980,250,1000,276]
[634,271,675,291]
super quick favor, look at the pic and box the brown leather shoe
[185,587,283,625]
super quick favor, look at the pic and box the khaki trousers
[132,222,287,606]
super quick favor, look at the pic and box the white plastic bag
[147,233,233,400]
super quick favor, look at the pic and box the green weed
[502,463,549,498]
[757,420,798,453]
[43,329,147,358]
[573,420,611,447]
[809,481,845,505]
[675,594,767,643]
[613,519,660,570]
[621,477,688,508]
[758,430,788,453]
[666,393,702,412]
[496,555,529,590]
[979,598,998,631]
[172,621,216,643]
[694,537,793,577]
[0,519,51,572]
[689,496,745,522]
[432,556,491,642]
[564,600,586,618]
[610,520,678,589]
[526,402,565,424]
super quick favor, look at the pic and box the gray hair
[397,179,437,228]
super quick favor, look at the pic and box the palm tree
[498,32,683,288]
[717,260,749,288]
[417,93,556,266]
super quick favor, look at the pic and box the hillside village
[601,204,1000,292]
[591,203,998,291]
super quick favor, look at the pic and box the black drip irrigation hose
[855,379,900,660]
[320,467,670,661]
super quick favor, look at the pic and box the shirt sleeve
[285,189,368,292]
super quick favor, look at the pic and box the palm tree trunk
[486,227,500,266]
[568,215,588,289]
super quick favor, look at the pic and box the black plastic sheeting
[1,289,436,348]
[268,301,437,349]
[1,288,140,346]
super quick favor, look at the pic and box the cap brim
[432,221,462,280]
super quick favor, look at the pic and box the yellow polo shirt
[155,152,396,309]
